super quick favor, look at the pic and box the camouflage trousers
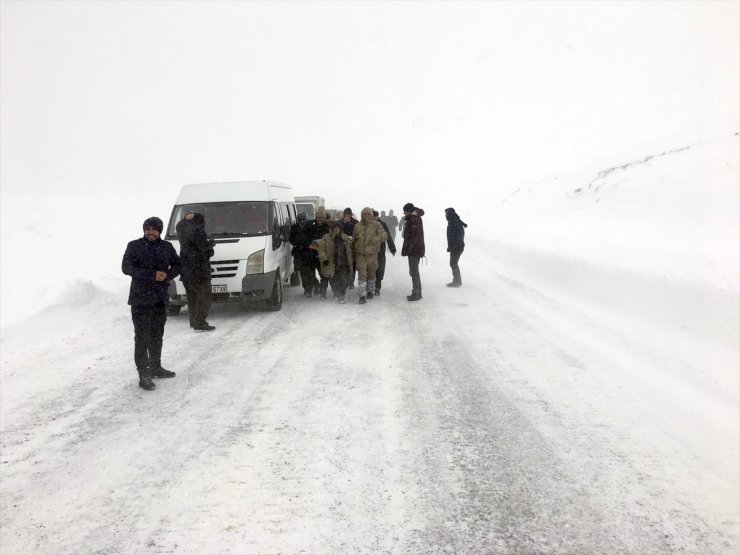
[354,254,378,297]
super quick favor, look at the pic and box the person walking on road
[176,211,216,331]
[352,207,387,304]
[122,217,181,391]
[318,221,354,303]
[290,212,315,296]
[340,207,358,237]
[445,207,467,288]
[373,210,396,295]
[382,209,399,242]
[305,208,331,296]
[401,202,425,302]
[340,208,359,288]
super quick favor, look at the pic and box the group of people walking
[121,204,466,391]
[290,206,399,304]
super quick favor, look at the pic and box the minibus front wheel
[264,272,283,311]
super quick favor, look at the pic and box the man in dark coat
[340,207,359,287]
[373,210,396,295]
[445,207,467,287]
[340,207,358,237]
[122,217,181,390]
[289,212,309,290]
[401,202,425,302]
[176,212,216,331]
[302,208,331,297]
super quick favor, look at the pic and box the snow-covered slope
[491,133,739,289]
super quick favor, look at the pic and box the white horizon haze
[1,0,738,325]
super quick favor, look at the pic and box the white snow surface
[1,134,739,553]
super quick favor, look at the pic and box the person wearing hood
[401,202,425,301]
[122,217,181,391]
[352,207,387,304]
[445,207,468,287]
[176,211,216,331]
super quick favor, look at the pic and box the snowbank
[489,133,739,291]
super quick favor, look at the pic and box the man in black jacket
[340,207,359,287]
[122,217,182,391]
[373,210,396,295]
[445,207,467,287]
[176,212,216,331]
[303,208,331,297]
[401,202,425,301]
[290,212,316,297]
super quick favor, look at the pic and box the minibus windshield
[167,201,270,238]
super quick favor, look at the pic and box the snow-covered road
[1,240,737,554]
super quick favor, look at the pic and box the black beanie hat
[143,217,164,233]
[343,207,353,215]
[403,202,415,213]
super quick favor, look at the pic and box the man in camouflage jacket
[352,207,387,304]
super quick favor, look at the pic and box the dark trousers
[319,275,330,297]
[184,279,212,327]
[449,249,463,285]
[298,257,318,293]
[331,266,350,299]
[131,301,167,373]
[375,249,387,291]
[408,256,421,294]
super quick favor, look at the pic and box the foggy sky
[2,1,738,211]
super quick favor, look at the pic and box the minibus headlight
[247,249,264,274]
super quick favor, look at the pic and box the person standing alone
[176,211,216,331]
[401,202,425,301]
[122,217,181,390]
[445,207,467,287]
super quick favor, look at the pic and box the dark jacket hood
[445,208,467,227]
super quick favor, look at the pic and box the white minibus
[165,181,297,312]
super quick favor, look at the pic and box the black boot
[152,366,176,378]
[407,290,421,302]
[138,368,156,390]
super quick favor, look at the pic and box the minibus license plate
[212,285,226,293]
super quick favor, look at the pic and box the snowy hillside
[1,134,738,553]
